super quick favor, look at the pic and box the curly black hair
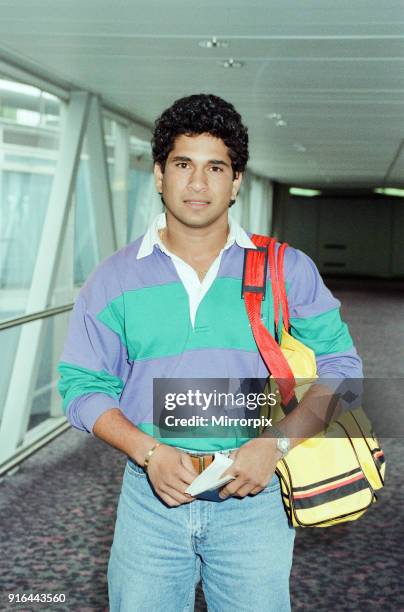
[151,94,249,176]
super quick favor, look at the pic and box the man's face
[154,132,242,230]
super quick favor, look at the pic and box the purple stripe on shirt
[66,347,269,433]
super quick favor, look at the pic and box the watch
[269,425,291,458]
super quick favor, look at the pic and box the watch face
[278,438,290,454]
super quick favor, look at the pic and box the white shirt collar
[136,212,256,259]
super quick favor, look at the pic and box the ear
[231,171,243,200]
[153,162,164,193]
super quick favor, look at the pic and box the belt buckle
[191,454,212,474]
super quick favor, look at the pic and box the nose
[187,167,208,192]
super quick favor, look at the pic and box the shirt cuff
[66,392,120,435]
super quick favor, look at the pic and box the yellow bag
[266,327,385,527]
[244,235,386,528]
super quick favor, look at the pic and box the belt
[189,453,215,474]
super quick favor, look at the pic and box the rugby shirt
[57,220,363,452]
[138,213,256,326]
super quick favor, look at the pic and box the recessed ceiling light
[374,187,404,197]
[293,143,306,152]
[199,37,229,49]
[221,58,243,69]
[289,187,321,197]
[266,113,282,120]
[276,119,287,127]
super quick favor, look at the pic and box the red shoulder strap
[277,242,290,332]
[268,239,290,336]
[242,234,295,406]
[267,237,280,337]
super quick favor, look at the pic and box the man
[58,94,362,611]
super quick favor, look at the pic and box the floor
[1,278,403,611]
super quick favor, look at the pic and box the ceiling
[0,0,403,187]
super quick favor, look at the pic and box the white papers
[185,453,235,496]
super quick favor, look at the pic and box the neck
[162,211,230,259]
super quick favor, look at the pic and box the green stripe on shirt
[96,277,275,361]
[290,307,354,355]
[57,362,124,410]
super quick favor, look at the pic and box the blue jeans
[107,458,296,611]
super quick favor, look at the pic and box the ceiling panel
[0,0,403,187]
[0,0,402,36]
[3,37,404,60]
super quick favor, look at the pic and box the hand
[218,438,282,499]
[145,444,198,507]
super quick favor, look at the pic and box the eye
[175,162,190,169]
[210,165,224,173]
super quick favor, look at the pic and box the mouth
[184,199,210,209]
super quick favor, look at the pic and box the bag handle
[242,235,295,407]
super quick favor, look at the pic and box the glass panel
[0,77,60,129]
[0,325,21,425]
[103,116,114,138]
[0,311,70,433]
[0,75,61,323]
[73,140,99,286]
[127,167,163,241]
[103,115,117,217]
[127,131,161,241]
[28,311,69,431]
[128,167,154,241]
[0,171,52,290]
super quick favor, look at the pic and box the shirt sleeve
[283,246,363,410]
[57,256,130,435]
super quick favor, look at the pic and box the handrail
[0,303,74,331]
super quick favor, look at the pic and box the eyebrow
[171,156,230,167]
